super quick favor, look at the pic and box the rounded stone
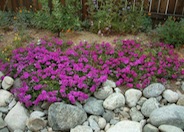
[103,93,125,110]
[103,80,116,88]
[150,105,184,129]
[0,90,13,107]
[141,98,159,117]
[143,124,159,132]
[30,111,45,118]
[2,76,14,90]
[26,118,46,131]
[4,102,29,131]
[163,89,179,103]
[70,125,93,132]
[48,102,87,131]
[88,116,100,131]
[143,83,165,98]
[159,125,183,132]
[98,117,106,129]
[130,107,144,122]
[94,86,113,100]
[83,97,104,116]
[106,120,142,132]
[177,95,184,106]
[125,89,142,107]
[103,110,115,122]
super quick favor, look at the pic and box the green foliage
[87,0,121,33]
[0,45,13,62]
[14,8,34,28]
[13,9,33,46]
[32,0,81,36]
[0,11,13,29]
[113,11,152,34]
[156,17,184,47]
[86,0,152,34]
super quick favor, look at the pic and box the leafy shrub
[86,0,120,33]
[13,8,34,29]
[86,0,152,34]
[1,38,184,107]
[32,0,81,36]
[0,11,13,29]
[156,17,184,47]
[113,11,152,34]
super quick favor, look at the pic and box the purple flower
[33,84,43,90]
[22,72,30,79]
[126,83,133,88]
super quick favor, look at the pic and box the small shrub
[156,17,184,47]
[0,11,13,29]
[86,0,152,34]
[32,0,81,37]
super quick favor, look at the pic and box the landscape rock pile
[0,73,184,132]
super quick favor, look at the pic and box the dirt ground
[0,28,151,47]
[0,28,184,94]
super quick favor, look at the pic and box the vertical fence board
[82,0,87,20]
[0,0,5,10]
[175,0,184,14]
[167,0,175,14]
[159,0,167,13]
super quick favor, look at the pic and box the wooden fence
[0,0,184,19]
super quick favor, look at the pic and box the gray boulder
[4,102,29,131]
[98,117,106,129]
[143,83,165,98]
[143,124,159,132]
[0,128,9,132]
[159,125,183,132]
[83,97,104,116]
[30,111,45,118]
[141,98,159,117]
[137,97,147,106]
[103,110,115,122]
[88,115,100,131]
[177,95,184,106]
[103,93,125,110]
[70,125,93,132]
[150,105,184,129]
[26,111,47,131]
[130,107,144,122]
[103,80,116,88]
[0,90,13,107]
[107,120,142,132]
[48,102,87,131]
[0,115,6,129]
[2,76,14,90]
[125,89,142,107]
[163,89,179,103]
[26,117,46,131]
[94,86,113,100]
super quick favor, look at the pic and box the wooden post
[82,0,87,20]
[48,0,52,14]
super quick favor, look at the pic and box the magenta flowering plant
[0,37,184,107]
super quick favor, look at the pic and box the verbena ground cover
[0,38,184,107]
